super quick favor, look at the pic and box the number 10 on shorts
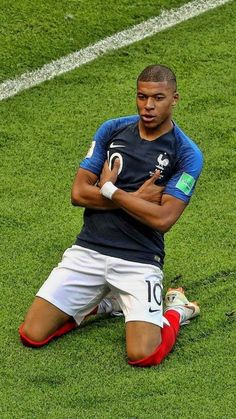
[146,280,162,313]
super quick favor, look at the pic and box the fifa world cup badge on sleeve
[176,172,195,195]
[85,141,96,158]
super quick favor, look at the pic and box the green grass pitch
[0,1,235,418]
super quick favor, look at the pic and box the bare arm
[112,190,186,233]
[71,164,165,210]
[71,168,118,210]
[100,161,187,233]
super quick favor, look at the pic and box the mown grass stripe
[0,0,231,101]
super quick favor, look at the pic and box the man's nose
[145,97,155,109]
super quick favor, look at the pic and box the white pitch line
[0,0,231,101]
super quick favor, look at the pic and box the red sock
[19,318,77,348]
[128,310,180,367]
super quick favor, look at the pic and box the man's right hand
[134,171,165,205]
[99,159,120,188]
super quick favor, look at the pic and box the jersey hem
[75,239,163,269]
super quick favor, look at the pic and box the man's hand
[134,170,165,205]
[99,159,120,188]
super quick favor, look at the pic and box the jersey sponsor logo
[85,141,96,158]
[110,142,126,148]
[176,172,196,195]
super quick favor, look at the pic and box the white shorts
[37,245,166,327]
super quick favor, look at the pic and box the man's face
[136,81,179,130]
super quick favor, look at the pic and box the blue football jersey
[76,116,203,268]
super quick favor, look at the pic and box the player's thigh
[126,321,161,361]
[36,246,109,318]
[24,246,108,338]
[106,257,164,359]
[107,257,164,325]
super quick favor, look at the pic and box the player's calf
[128,288,200,367]
[19,294,122,348]
[126,321,162,361]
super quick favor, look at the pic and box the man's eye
[155,96,164,101]
[137,95,146,100]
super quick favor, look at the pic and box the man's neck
[138,120,173,141]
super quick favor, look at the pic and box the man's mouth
[141,115,156,123]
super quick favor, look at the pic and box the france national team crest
[150,153,170,178]
[156,153,169,170]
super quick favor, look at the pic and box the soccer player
[19,64,203,367]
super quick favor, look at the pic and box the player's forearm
[100,183,168,232]
[114,190,168,231]
[71,184,118,210]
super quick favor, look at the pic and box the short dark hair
[137,65,177,91]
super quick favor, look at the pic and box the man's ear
[172,92,179,107]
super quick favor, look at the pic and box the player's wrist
[100,181,118,200]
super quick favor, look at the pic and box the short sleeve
[164,126,204,203]
[79,115,139,176]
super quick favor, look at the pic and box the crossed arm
[71,162,187,233]
[71,168,118,210]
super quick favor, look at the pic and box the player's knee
[19,322,50,347]
[126,333,161,362]
[127,344,161,367]
[127,345,155,362]
[128,354,156,367]
[23,322,48,341]
[127,349,147,362]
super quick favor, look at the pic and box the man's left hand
[133,170,165,205]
